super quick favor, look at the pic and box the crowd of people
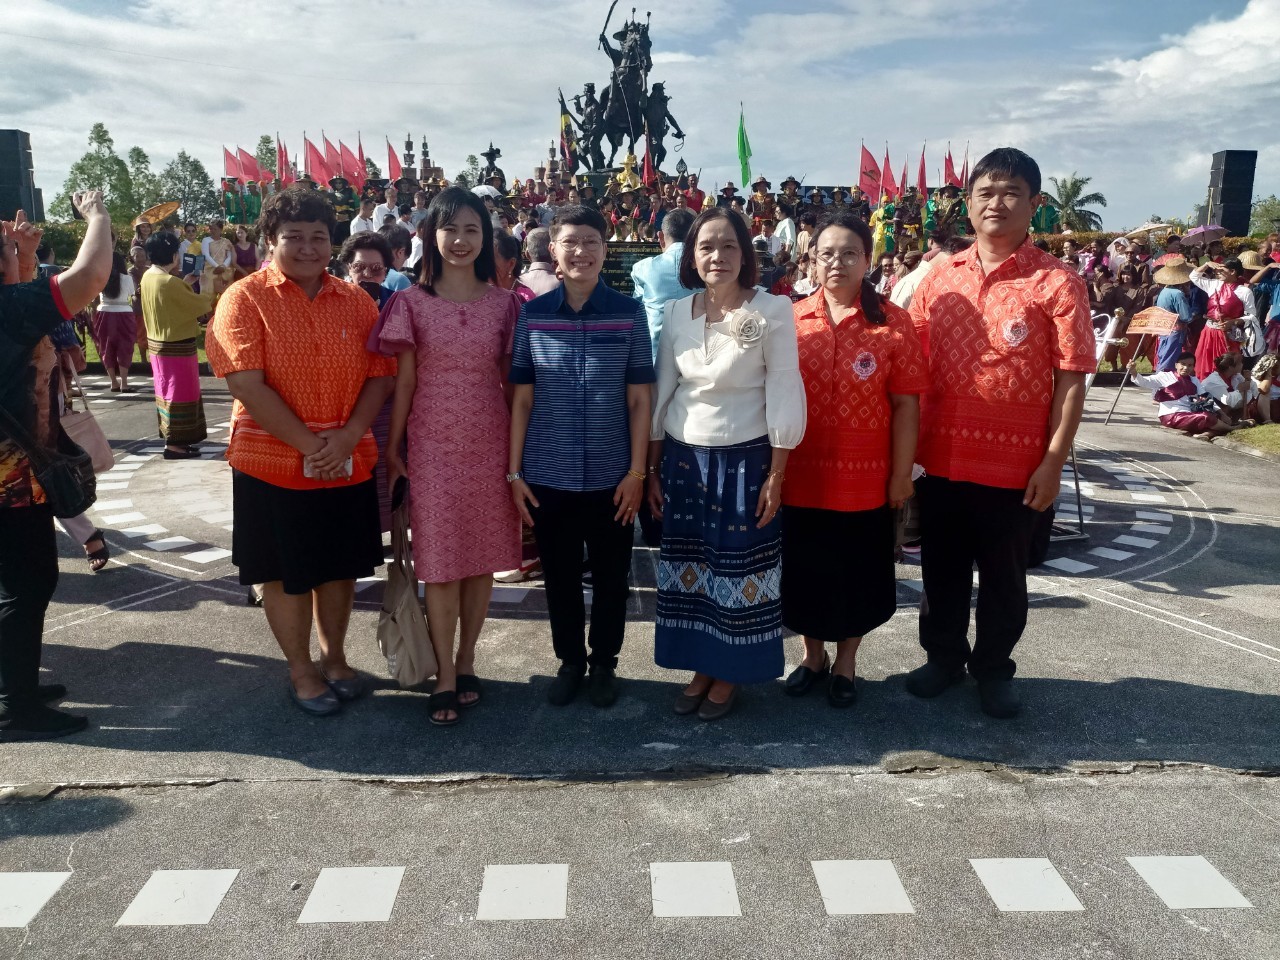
[1,142,1273,742]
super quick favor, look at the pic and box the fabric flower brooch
[727,308,767,347]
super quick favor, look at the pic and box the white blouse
[98,273,135,312]
[651,289,806,449]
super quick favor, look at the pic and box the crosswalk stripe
[1039,557,1097,574]
[1114,535,1159,549]
[297,867,405,924]
[116,869,239,926]
[810,860,915,915]
[969,858,1084,912]
[0,872,70,927]
[476,864,568,921]
[1089,547,1135,561]
[1126,856,1252,910]
[650,861,741,918]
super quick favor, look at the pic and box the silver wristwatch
[506,470,524,483]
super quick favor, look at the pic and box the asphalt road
[1,371,1277,959]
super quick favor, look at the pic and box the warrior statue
[598,7,652,166]
[479,143,506,193]
[566,83,607,173]
[641,82,684,170]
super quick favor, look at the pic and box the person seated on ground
[1251,352,1278,423]
[1200,351,1258,426]
[1128,352,1235,440]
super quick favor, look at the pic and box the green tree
[50,123,136,221]
[1043,173,1107,232]
[254,135,276,180]
[1250,195,1280,236]
[158,151,218,224]
[364,157,381,180]
[127,147,163,213]
[453,154,481,189]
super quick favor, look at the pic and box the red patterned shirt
[909,240,1095,489]
[784,292,929,512]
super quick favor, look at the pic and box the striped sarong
[149,338,206,445]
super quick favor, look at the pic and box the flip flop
[428,690,460,726]
[456,674,482,707]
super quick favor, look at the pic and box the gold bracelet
[767,470,786,481]
[627,469,646,481]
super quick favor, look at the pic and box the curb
[1212,436,1280,465]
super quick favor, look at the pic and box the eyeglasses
[556,237,603,252]
[815,250,865,266]
[349,262,387,277]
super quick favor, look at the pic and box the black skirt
[231,470,384,595]
[781,504,897,642]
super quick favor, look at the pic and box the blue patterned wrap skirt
[654,434,784,684]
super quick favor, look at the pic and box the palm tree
[1043,174,1107,231]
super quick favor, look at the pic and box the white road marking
[1129,523,1171,536]
[650,862,741,917]
[1085,592,1280,664]
[1136,511,1174,522]
[1039,557,1096,574]
[1114,535,1159,549]
[91,499,133,512]
[1088,547,1135,561]
[476,864,568,921]
[1127,856,1252,910]
[298,867,405,923]
[182,548,232,564]
[810,860,915,915]
[116,869,239,925]
[94,482,131,491]
[969,858,1084,912]
[142,537,198,552]
[118,524,168,538]
[1131,493,1169,503]
[0,872,70,927]
[102,512,145,525]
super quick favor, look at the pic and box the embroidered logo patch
[1002,317,1030,347]
[851,351,877,380]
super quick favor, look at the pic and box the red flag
[899,159,908,201]
[339,141,364,189]
[858,144,880,200]
[880,149,897,201]
[223,146,240,179]
[357,135,367,188]
[304,137,332,184]
[917,144,928,199]
[323,136,341,176]
[237,148,261,183]
[276,137,293,188]
[944,148,960,188]
[959,143,970,188]
[386,139,402,180]
[642,134,657,188]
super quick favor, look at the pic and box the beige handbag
[61,373,114,474]
[378,479,437,687]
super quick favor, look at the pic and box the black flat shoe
[38,683,67,703]
[784,653,830,697]
[976,677,1021,719]
[828,674,857,708]
[904,661,965,699]
[0,705,89,742]
[288,683,341,716]
[163,448,202,460]
[547,663,585,706]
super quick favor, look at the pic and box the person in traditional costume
[1190,259,1255,380]
[924,183,968,238]
[870,194,895,261]
[140,232,213,459]
[221,177,245,224]
[394,175,417,210]
[847,186,872,223]
[328,176,358,245]
[746,176,776,235]
[242,180,263,226]
[200,218,235,302]
[780,175,803,209]
[717,182,740,209]
[806,187,826,221]
[893,186,924,251]
[683,173,706,213]
[829,187,849,215]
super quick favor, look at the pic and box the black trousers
[917,475,1040,681]
[0,505,59,716]
[529,484,634,670]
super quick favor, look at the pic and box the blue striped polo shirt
[510,279,656,492]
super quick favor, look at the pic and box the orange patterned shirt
[206,265,397,490]
[909,240,1095,489]
[784,292,929,512]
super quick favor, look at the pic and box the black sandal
[84,529,110,573]
[456,674,482,707]
[428,690,460,726]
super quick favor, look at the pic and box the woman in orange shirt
[781,211,929,707]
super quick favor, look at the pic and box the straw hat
[1153,259,1193,285]
[1237,250,1264,272]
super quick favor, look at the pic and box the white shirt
[373,203,399,230]
[651,290,807,449]
[775,217,797,253]
[889,257,936,311]
[760,234,782,258]
[98,273,135,312]
[1131,370,1203,417]
[406,234,424,268]
[349,215,376,235]
[1201,371,1257,409]
[200,237,232,268]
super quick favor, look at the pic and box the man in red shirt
[906,148,1095,718]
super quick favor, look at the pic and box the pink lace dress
[377,285,522,582]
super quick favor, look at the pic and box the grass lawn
[81,330,209,367]
[1229,422,1280,457]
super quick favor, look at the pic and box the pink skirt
[1160,411,1216,433]
[91,310,138,371]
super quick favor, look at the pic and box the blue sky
[5,0,1278,229]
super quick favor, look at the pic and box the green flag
[737,106,752,187]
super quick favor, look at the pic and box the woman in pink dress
[382,188,522,726]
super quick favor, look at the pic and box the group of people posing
[193,145,1093,728]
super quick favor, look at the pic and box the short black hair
[550,204,610,242]
[662,208,695,244]
[493,230,523,277]
[942,235,975,255]
[778,201,794,218]
[1223,257,1243,275]
[259,186,336,240]
[419,187,496,293]
[338,231,392,269]
[145,232,182,267]
[35,241,52,261]
[1177,352,1196,364]
[679,207,758,290]
[967,146,1041,198]
[378,224,412,255]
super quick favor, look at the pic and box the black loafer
[784,654,830,697]
[289,683,341,716]
[976,678,1021,719]
[547,663,585,706]
[828,674,857,708]
[588,666,619,708]
[904,661,965,699]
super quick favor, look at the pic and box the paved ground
[2,371,1277,959]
